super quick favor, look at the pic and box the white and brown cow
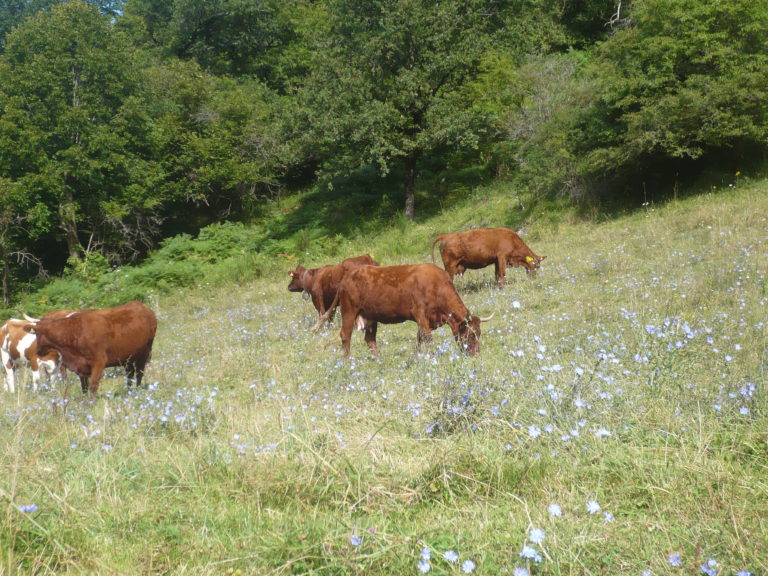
[1,318,60,392]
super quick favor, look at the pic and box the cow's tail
[311,291,340,333]
[430,235,446,264]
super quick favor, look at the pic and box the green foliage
[18,221,269,310]
[295,0,541,218]
[589,0,768,164]
[0,1,160,263]
[122,0,296,80]
[1,0,768,306]
[482,50,598,201]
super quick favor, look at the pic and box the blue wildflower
[417,559,431,574]
[736,571,751,576]
[462,559,476,573]
[420,547,431,561]
[586,499,601,514]
[520,545,542,563]
[350,535,362,547]
[529,528,545,544]
[547,503,562,517]
[669,553,682,567]
[513,568,529,576]
[444,550,459,563]
[701,558,718,576]
[18,504,38,513]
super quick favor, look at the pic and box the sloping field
[1,184,766,575]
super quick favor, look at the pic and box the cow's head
[455,313,494,356]
[287,266,307,292]
[513,254,546,275]
[525,256,546,270]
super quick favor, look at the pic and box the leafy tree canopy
[297,0,561,219]
[590,0,768,166]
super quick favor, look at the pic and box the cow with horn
[313,263,492,356]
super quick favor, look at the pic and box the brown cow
[1,319,61,393]
[313,263,492,357]
[23,301,157,397]
[431,227,545,287]
[288,254,378,323]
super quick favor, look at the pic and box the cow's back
[99,302,157,363]
[342,263,456,319]
[319,256,378,308]
[51,302,156,365]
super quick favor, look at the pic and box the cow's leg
[29,358,40,391]
[128,350,151,388]
[79,375,89,395]
[125,360,136,388]
[3,365,15,394]
[134,362,146,388]
[364,322,378,355]
[312,295,326,318]
[1,349,14,393]
[39,358,59,386]
[31,369,41,391]
[340,310,356,357]
[443,259,458,280]
[87,364,105,397]
[416,319,433,353]
[495,257,506,287]
[416,330,433,353]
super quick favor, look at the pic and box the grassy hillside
[1,180,766,575]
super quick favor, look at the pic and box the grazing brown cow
[431,227,545,287]
[1,319,61,393]
[23,301,157,397]
[313,263,492,357]
[288,254,378,323]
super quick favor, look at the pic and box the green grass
[1,180,766,575]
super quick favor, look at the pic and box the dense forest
[0,0,766,305]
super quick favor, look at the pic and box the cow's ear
[289,271,295,277]
[23,324,36,334]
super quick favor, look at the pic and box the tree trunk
[1,260,7,307]
[404,154,417,221]
[59,199,81,261]
[0,224,9,305]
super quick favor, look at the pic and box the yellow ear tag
[525,256,534,263]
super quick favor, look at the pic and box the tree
[588,0,768,170]
[0,1,125,48]
[121,0,295,82]
[298,0,534,220]
[0,1,161,265]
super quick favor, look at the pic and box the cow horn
[478,312,495,322]
[23,313,40,322]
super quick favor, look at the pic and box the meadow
[1,182,766,575]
